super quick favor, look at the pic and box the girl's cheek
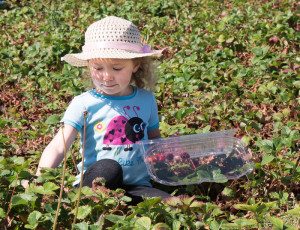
[92,71,102,79]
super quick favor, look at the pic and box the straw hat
[61,16,164,67]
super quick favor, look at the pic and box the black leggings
[82,159,171,204]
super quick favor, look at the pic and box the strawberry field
[0,0,299,229]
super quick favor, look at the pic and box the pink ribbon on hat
[141,45,152,53]
[82,41,153,53]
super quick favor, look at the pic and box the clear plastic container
[140,130,253,186]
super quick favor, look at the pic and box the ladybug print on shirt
[102,105,146,151]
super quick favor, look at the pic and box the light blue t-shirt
[62,87,159,187]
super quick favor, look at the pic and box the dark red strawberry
[166,153,174,161]
[180,152,190,160]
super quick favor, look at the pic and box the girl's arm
[148,128,160,140]
[36,124,78,176]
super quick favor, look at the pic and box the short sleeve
[61,96,86,132]
[147,93,159,131]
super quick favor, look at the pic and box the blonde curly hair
[131,57,157,90]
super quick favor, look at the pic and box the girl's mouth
[102,84,117,88]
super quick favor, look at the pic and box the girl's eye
[94,67,103,70]
[113,67,123,71]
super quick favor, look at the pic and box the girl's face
[88,58,139,96]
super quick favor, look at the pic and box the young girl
[35,16,170,203]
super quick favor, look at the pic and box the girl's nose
[102,70,114,81]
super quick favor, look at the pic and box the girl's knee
[83,159,123,189]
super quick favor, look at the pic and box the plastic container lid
[140,130,253,186]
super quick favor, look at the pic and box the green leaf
[104,198,117,206]
[196,168,212,180]
[30,182,59,195]
[180,195,195,206]
[11,156,25,165]
[19,170,33,179]
[120,195,132,203]
[209,220,221,230]
[233,218,257,227]
[45,114,61,125]
[0,208,6,219]
[222,187,235,198]
[0,118,8,128]
[226,37,234,43]
[267,215,284,230]
[134,216,151,230]
[0,134,9,144]
[261,154,275,165]
[43,181,60,191]
[21,193,37,201]
[195,221,205,229]
[220,223,240,228]
[234,203,259,212]
[32,182,59,195]
[25,211,42,229]
[152,223,170,230]
[80,186,94,196]
[0,169,10,177]
[12,194,35,206]
[196,125,211,134]
[12,195,28,206]
[89,224,103,230]
[73,205,92,220]
[241,135,251,146]
[175,107,195,120]
[163,196,181,206]
[217,34,225,43]
[259,139,274,153]
[105,214,125,223]
[137,197,161,208]
[190,200,204,208]
[212,169,228,183]
[172,220,181,230]
[212,206,224,216]
[73,222,89,230]
[284,206,300,216]
[252,46,269,57]
[292,80,300,89]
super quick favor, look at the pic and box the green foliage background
[0,0,299,229]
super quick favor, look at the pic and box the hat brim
[61,49,164,67]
